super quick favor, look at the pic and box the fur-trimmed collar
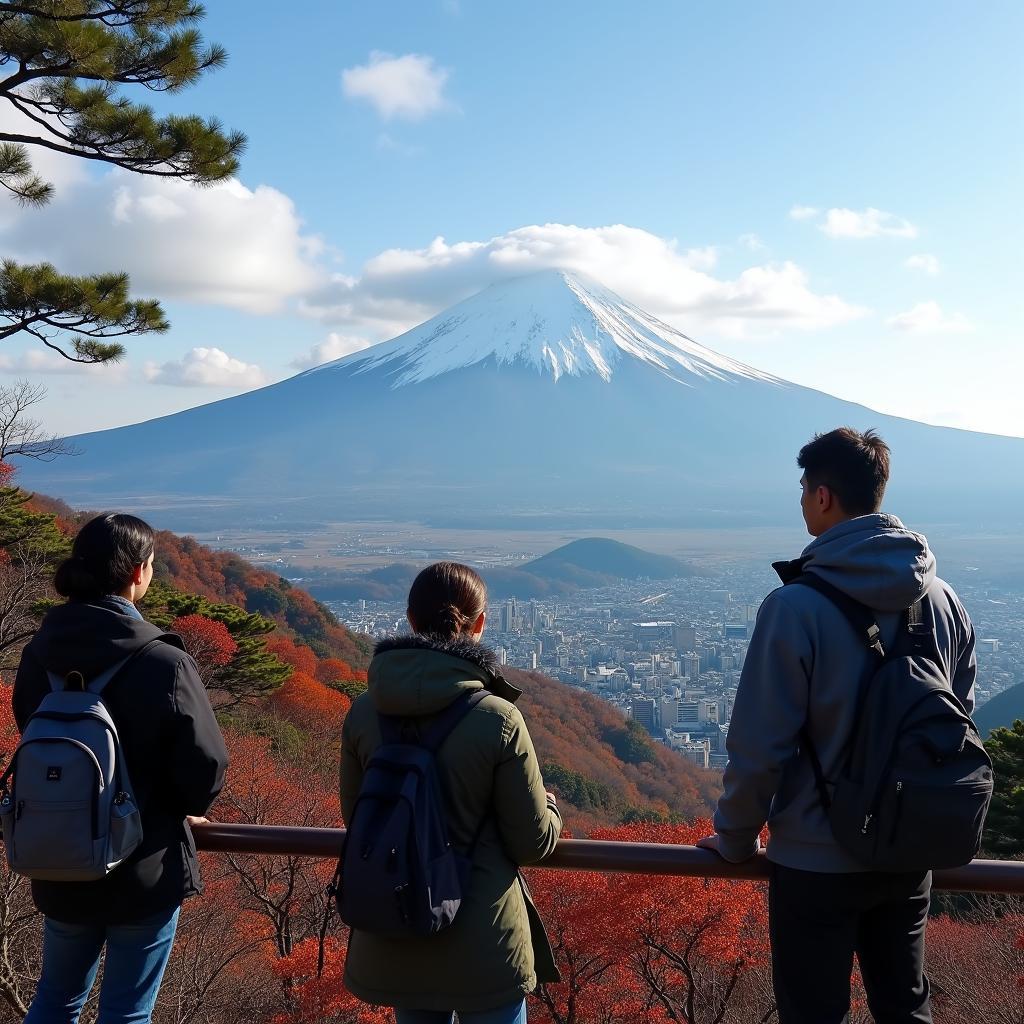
[374,633,500,672]
[372,633,522,704]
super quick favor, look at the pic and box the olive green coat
[339,635,562,1013]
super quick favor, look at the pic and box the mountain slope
[525,537,696,581]
[311,268,776,387]
[18,270,1024,530]
[974,686,1024,738]
[304,537,697,602]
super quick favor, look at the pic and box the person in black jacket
[11,513,229,1024]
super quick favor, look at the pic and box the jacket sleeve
[12,644,47,733]
[493,705,562,866]
[953,620,977,716]
[339,708,363,827]
[714,591,812,862]
[169,656,229,817]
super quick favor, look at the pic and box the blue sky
[1,0,1021,437]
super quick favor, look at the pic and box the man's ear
[131,562,146,586]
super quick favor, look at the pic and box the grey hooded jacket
[713,514,977,872]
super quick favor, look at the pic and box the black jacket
[12,598,229,924]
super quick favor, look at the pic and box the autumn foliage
[171,614,239,684]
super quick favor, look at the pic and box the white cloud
[738,233,766,251]
[887,302,973,334]
[905,253,941,275]
[1,172,325,315]
[300,223,867,340]
[820,207,918,239]
[0,349,127,377]
[789,205,820,221]
[144,347,267,387]
[290,333,374,370]
[342,52,451,121]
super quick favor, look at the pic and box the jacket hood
[782,514,936,612]
[369,633,522,716]
[30,599,181,680]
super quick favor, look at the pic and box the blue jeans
[25,907,180,1024]
[395,1000,527,1024]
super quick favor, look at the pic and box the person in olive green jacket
[340,562,562,1024]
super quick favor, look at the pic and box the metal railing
[193,823,1024,894]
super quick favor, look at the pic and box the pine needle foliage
[1,258,168,362]
[0,1,245,363]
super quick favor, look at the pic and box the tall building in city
[633,621,675,643]
[660,696,679,728]
[673,624,697,654]
[698,698,720,724]
[631,696,658,735]
[683,653,700,681]
[678,700,700,727]
[500,599,516,633]
[496,646,508,666]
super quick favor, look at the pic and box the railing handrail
[192,823,1024,894]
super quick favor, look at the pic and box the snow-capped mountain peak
[308,269,778,387]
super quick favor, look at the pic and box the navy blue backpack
[333,690,489,937]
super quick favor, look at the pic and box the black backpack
[791,573,993,872]
[333,690,489,937]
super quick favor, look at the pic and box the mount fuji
[19,269,1024,529]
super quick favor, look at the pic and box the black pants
[769,864,932,1024]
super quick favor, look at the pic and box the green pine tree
[983,722,1024,858]
[1,0,245,363]
[142,583,292,706]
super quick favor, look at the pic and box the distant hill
[524,537,696,584]
[307,537,698,603]
[974,685,1024,737]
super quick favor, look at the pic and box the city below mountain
[307,537,699,602]
[19,269,1024,530]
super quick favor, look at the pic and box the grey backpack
[792,573,993,871]
[0,651,146,881]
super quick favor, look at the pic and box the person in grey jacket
[698,427,976,1024]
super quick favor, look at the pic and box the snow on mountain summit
[308,269,778,388]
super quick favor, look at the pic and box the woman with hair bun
[11,513,228,1024]
[341,561,561,1024]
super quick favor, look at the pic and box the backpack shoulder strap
[788,572,886,658]
[419,689,490,752]
[785,573,885,813]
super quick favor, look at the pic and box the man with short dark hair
[698,426,977,1024]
